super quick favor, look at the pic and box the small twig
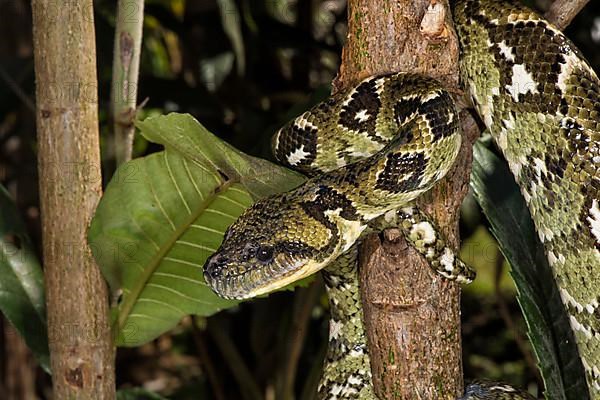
[110,0,145,167]
[0,64,35,113]
[299,337,328,400]
[545,0,590,31]
[280,281,322,400]
[208,318,263,400]
[493,249,540,379]
[191,317,227,400]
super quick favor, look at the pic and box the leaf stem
[191,317,227,400]
[300,337,327,400]
[279,281,322,400]
[208,317,263,400]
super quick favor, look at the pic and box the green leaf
[89,113,305,346]
[216,0,245,76]
[0,185,49,371]
[136,113,305,199]
[200,52,235,92]
[471,140,589,400]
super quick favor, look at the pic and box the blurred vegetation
[0,0,599,398]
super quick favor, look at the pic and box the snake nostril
[204,254,228,280]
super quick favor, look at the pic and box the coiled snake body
[204,0,600,398]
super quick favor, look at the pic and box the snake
[202,0,600,398]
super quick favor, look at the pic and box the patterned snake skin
[204,0,600,398]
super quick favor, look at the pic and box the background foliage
[0,0,599,398]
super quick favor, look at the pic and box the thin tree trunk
[334,1,479,398]
[31,1,116,398]
[111,0,145,167]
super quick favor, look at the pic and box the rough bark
[334,1,480,398]
[31,1,116,398]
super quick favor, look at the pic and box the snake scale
[203,0,600,398]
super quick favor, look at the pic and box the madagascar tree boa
[203,0,600,398]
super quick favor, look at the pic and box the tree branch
[280,281,322,400]
[0,64,35,113]
[191,317,227,400]
[335,0,479,398]
[31,0,115,397]
[545,0,590,31]
[110,0,145,166]
[208,318,263,400]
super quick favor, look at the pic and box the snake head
[203,189,340,299]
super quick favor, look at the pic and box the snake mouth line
[204,258,330,300]
[245,259,325,298]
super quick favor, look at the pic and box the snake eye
[256,246,274,263]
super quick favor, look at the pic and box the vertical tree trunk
[31,1,116,398]
[334,1,479,398]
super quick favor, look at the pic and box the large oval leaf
[471,140,588,400]
[0,184,49,371]
[89,113,304,346]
